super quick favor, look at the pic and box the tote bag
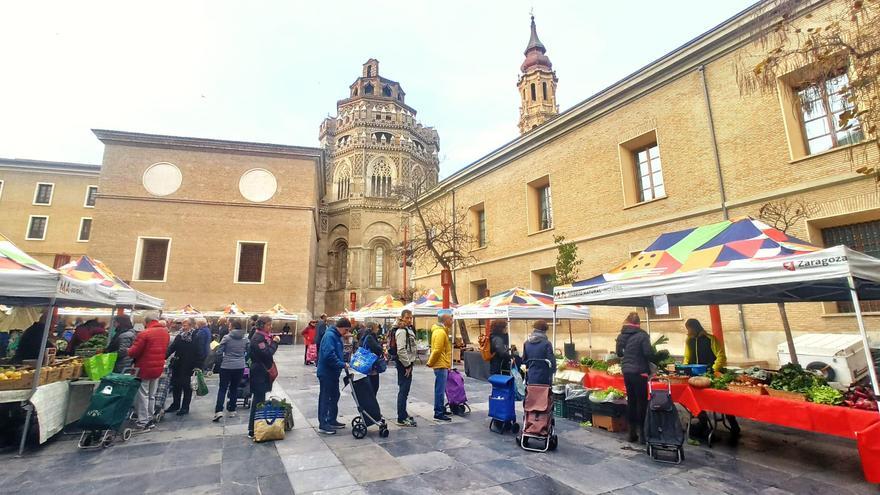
[350,346,378,375]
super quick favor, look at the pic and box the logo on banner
[782,262,795,271]
[782,255,847,271]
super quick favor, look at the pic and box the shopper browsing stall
[489,320,512,376]
[615,312,653,444]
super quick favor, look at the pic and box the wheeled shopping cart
[78,373,141,449]
[343,368,389,439]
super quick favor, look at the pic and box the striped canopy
[223,302,247,315]
[162,304,204,319]
[262,303,298,321]
[454,287,590,320]
[352,294,406,318]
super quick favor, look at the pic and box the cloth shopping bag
[191,369,209,396]
[83,352,118,381]
[350,346,378,375]
[511,366,526,401]
[253,402,286,442]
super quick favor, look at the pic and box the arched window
[530,83,536,101]
[542,82,548,100]
[335,164,351,200]
[366,66,372,77]
[382,85,392,97]
[364,83,374,95]
[353,87,358,97]
[411,165,425,192]
[374,246,385,287]
[336,242,348,288]
[369,159,392,197]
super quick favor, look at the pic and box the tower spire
[525,15,546,55]
[517,13,559,134]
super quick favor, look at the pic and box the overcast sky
[0,0,756,178]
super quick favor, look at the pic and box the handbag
[374,356,388,374]
[253,402,286,442]
[511,366,526,401]
[268,363,279,383]
[350,346,378,374]
[192,369,209,396]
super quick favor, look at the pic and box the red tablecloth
[580,371,880,483]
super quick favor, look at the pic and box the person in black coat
[248,317,279,438]
[489,320,511,376]
[522,320,555,385]
[361,322,384,395]
[615,312,653,443]
[166,318,204,415]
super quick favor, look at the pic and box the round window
[239,168,277,203]
[142,162,182,196]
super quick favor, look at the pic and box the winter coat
[523,330,556,385]
[218,329,248,370]
[301,324,316,346]
[107,328,137,373]
[615,324,653,375]
[489,332,511,375]
[426,324,451,369]
[317,326,346,379]
[394,325,417,368]
[13,322,55,363]
[166,331,201,387]
[315,320,327,351]
[684,332,726,372]
[127,321,170,380]
[195,326,212,365]
[249,330,277,394]
[361,332,383,376]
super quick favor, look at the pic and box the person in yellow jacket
[427,309,453,421]
[682,318,726,372]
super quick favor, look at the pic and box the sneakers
[331,421,346,429]
[247,432,254,439]
[433,414,452,422]
[396,418,417,427]
[176,409,189,416]
[318,428,337,435]
[228,411,237,418]
[134,423,154,432]
[165,405,180,413]
[212,412,223,422]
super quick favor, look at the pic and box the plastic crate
[565,397,591,422]
[552,393,567,418]
[589,400,627,418]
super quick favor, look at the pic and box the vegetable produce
[566,359,579,370]
[769,363,824,393]
[649,334,671,366]
[688,376,711,388]
[590,386,625,402]
[709,371,736,390]
[579,357,594,366]
[741,366,770,383]
[806,385,843,405]
[78,334,108,351]
[591,361,609,372]
[843,385,879,410]
[607,364,622,375]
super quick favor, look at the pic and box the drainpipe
[699,64,751,359]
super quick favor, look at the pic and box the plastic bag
[511,366,526,401]
[350,346,378,375]
[83,352,118,381]
[192,369,209,396]
[565,383,587,400]
[253,402,286,442]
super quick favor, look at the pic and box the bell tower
[518,15,559,134]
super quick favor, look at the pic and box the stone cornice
[99,193,318,212]
[0,158,101,176]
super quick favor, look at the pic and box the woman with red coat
[302,321,317,365]
[127,312,170,430]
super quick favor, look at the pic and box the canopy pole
[738,306,750,359]
[551,308,557,351]
[588,319,593,359]
[848,276,880,411]
[777,302,798,365]
[18,301,56,456]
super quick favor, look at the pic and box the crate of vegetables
[843,385,878,410]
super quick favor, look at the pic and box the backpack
[479,332,494,362]
[387,327,399,361]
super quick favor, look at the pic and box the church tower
[518,16,559,134]
[316,59,440,315]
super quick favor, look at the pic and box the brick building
[411,4,880,365]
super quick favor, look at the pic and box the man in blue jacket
[317,317,350,435]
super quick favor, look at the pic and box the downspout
[699,64,751,359]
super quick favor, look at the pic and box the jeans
[396,361,413,421]
[248,389,267,435]
[215,368,244,413]
[318,374,341,430]
[433,368,448,417]
[623,372,648,434]
[135,378,159,426]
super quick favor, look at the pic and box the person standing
[315,313,328,355]
[360,322,384,395]
[683,318,740,440]
[393,310,417,427]
[216,317,229,340]
[127,311,169,430]
[316,317,350,435]
[427,310,453,422]
[301,320,317,365]
[489,320,512,376]
[166,318,201,416]
[615,312,653,444]
[213,321,248,422]
[248,317,278,438]
[522,320,556,385]
[106,315,137,373]
[194,317,213,369]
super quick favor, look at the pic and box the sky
[0,0,756,178]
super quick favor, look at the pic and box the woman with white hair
[166,317,200,416]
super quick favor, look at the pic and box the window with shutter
[237,242,266,283]
[822,220,880,313]
[78,218,92,242]
[85,186,98,207]
[138,238,170,281]
[26,216,48,240]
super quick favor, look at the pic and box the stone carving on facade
[351,212,361,229]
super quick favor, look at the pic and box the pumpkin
[689,376,711,389]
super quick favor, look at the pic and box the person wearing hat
[301,320,317,365]
[317,317,350,435]
[427,310,453,422]
[522,320,556,385]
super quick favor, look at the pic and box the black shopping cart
[343,368,389,439]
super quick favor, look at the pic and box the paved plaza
[0,345,875,494]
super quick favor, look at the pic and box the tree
[758,197,819,233]
[737,0,879,181]
[550,235,584,345]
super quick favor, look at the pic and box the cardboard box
[592,414,626,433]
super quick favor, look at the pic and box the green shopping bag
[193,369,209,396]
[83,352,118,381]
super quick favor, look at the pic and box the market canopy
[351,294,405,318]
[0,233,119,307]
[262,303,298,321]
[554,217,880,307]
[403,288,456,316]
[58,255,163,309]
[162,304,204,319]
[454,287,591,320]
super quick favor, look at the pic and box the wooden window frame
[470,202,487,249]
[531,267,556,295]
[33,182,54,206]
[77,217,92,243]
[234,241,268,285]
[634,144,664,203]
[25,215,48,241]
[0,180,4,201]
[132,236,172,283]
[84,185,98,208]
[795,71,864,155]
[526,175,553,234]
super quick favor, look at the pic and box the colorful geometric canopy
[454,287,590,320]
[162,304,204,319]
[262,303,298,321]
[403,289,455,316]
[555,216,880,306]
[576,217,820,287]
[351,294,406,318]
[223,302,247,315]
[57,256,163,309]
[0,234,54,273]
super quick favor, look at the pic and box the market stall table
[463,351,490,381]
[581,371,689,401]
[0,380,97,444]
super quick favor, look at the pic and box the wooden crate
[592,414,627,433]
[728,383,767,396]
[766,388,807,401]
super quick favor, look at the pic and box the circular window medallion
[142,162,182,196]
[239,168,277,202]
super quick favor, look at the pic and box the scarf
[178,330,194,342]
